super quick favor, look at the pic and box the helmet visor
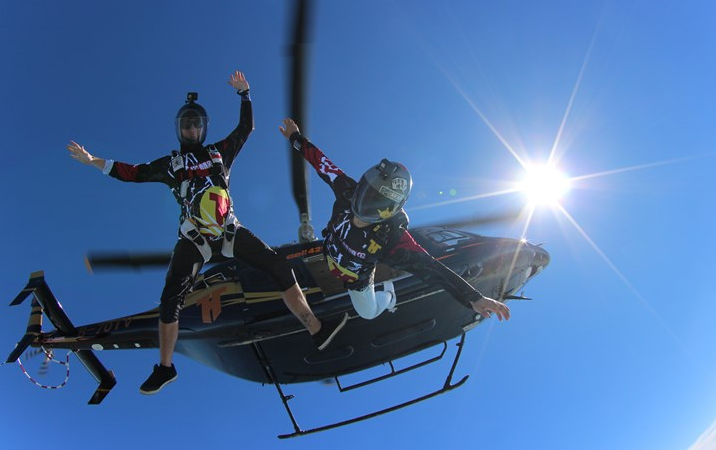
[176,110,208,145]
[352,181,405,223]
[180,116,205,130]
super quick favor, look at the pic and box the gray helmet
[175,92,208,146]
[352,159,412,223]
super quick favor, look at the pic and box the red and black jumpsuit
[105,95,297,323]
[289,132,486,309]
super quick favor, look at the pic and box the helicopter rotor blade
[84,252,172,273]
[420,210,523,230]
[289,0,315,242]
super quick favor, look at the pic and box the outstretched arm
[67,140,170,183]
[279,118,347,188]
[384,230,510,321]
[466,292,510,321]
[66,141,108,172]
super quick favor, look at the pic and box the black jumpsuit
[289,132,486,309]
[106,95,296,323]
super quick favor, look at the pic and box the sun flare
[518,164,571,206]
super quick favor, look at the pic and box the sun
[517,164,571,206]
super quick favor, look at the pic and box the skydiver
[65,72,347,395]
[279,118,510,322]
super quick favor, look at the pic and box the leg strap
[180,219,212,263]
[221,213,240,258]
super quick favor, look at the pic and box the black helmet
[175,92,208,146]
[352,159,412,223]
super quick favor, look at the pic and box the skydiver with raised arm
[65,72,347,395]
[278,118,510,322]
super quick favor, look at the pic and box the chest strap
[171,147,227,199]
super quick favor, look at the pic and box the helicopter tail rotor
[24,347,51,376]
[7,271,117,404]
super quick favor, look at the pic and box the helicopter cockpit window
[425,230,471,247]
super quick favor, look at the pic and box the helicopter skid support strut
[253,333,469,439]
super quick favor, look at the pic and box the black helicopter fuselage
[29,226,549,385]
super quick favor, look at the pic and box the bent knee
[356,309,381,320]
[159,302,182,323]
[352,302,381,320]
[159,275,193,323]
[267,261,297,292]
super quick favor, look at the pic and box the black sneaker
[312,313,348,351]
[139,364,177,395]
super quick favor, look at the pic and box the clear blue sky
[2,1,716,449]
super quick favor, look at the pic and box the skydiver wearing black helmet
[279,118,510,321]
[65,72,347,396]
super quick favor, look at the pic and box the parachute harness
[15,347,72,390]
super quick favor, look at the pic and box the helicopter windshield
[411,228,475,255]
[424,230,471,246]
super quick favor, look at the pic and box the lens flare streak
[569,156,706,183]
[499,203,536,299]
[554,202,687,350]
[439,68,528,169]
[548,16,601,166]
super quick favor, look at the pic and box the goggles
[180,118,205,130]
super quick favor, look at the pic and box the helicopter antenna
[289,0,315,242]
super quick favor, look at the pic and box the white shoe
[383,281,397,313]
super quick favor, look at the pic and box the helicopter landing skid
[253,333,469,439]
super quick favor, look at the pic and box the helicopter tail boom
[7,271,117,404]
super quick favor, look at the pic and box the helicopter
[5,0,550,439]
